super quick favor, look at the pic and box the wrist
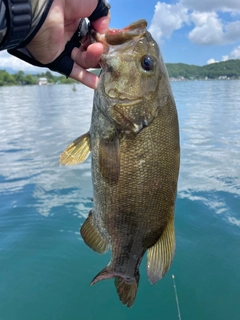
[0,0,53,50]
[22,0,54,48]
[1,0,32,49]
[0,0,7,44]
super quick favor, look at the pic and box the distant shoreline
[166,59,240,81]
[1,59,240,86]
[169,76,240,82]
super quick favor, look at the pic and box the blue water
[0,81,239,320]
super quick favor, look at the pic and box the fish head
[91,19,174,134]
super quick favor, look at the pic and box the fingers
[70,42,104,89]
[64,0,99,20]
[64,0,110,26]
[64,3,111,88]
[92,13,111,34]
[69,63,99,89]
[71,42,103,69]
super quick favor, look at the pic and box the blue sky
[109,0,240,65]
[0,0,240,72]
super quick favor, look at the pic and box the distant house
[38,77,48,85]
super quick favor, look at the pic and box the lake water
[0,80,239,320]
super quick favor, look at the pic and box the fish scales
[60,19,180,308]
[92,110,177,240]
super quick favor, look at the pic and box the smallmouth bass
[60,19,180,308]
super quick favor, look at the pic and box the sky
[0,0,240,73]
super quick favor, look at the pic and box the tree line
[166,59,240,79]
[0,70,78,86]
[0,59,240,86]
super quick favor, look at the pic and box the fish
[60,19,180,308]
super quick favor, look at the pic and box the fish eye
[141,55,155,71]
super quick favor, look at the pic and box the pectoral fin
[59,132,91,166]
[99,134,120,184]
[80,210,108,254]
[147,217,175,284]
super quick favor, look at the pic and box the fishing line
[172,274,182,320]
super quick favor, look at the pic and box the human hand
[26,0,110,89]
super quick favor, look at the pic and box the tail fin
[90,267,139,308]
[90,266,114,285]
[114,276,139,308]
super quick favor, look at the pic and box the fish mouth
[89,19,147,51]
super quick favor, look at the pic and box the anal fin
[59,132,91,166]
[147,217,175,284]
[80,210,108,254]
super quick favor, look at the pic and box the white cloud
[222,55,229,61]
[189,13,240,45]
[225,21,240,42]
[148,2,189,43]
[229,45,240,58]
[188,11,224,45]
[0,51,47,73]
[221,45,240,61]
[207,45,240,64]
[181,0,240,13]
[207,58,219,64]
[149,1,240,46]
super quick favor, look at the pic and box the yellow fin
[147,217,175,284]
[59,132,91,166]
[80,210,108,254]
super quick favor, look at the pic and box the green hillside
[0,70,77,86]
[0,59,240,86]
[166,59,240,79]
